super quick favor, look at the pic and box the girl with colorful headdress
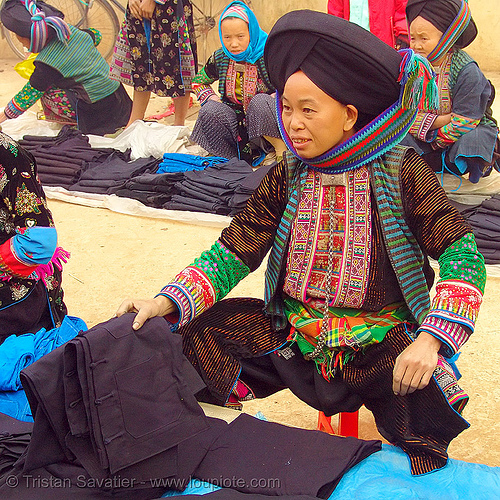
[0,0,132,135]
[402,0,499,183]
[189,1,285,164]
[117,10,485,475]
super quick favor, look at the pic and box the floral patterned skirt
[110,0,197,98]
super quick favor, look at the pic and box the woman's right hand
[128,0,143,19]
[116,295,176,330]
[431,113,452,130]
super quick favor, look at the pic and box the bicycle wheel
[77,0,121,61]
[1,0,85,60]
[1,0,119,61]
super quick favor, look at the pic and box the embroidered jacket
[0,133,67,332]
[191,48,274,112]
[160,147,485,358]
[408,50,498,150]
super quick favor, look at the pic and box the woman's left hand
[140,0,156,19]
[128,0,142,19]
[392,331,441,396]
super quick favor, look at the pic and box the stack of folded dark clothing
[164,158,255,215]
[109,171,184,208]
[460,194,500,264]
[69,154,161,195]
[18,126,119,189]
[0,413,32,479]
[228,162,275,215]
[0,314,382,500]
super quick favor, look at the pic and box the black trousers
[19,314,213,490]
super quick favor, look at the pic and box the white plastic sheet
[86,120,207,160]
[0,110,62,141]
[44,187,232,228]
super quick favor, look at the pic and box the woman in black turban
[117,10,485,477]
[402,0,499,183]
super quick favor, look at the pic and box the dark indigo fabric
[19,314,211,489]
[0,412,32,479]
[455,194,500,263]
[70,155,160,194]
[19,127,120,188]
[194,413,381,499]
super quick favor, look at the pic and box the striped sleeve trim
[193,85,217,105]
[5,82,44,118]
[418,279,483,356]
[158,266,217,327]
[417,317,469,357]
[409,112,438,142]
[431,280,482,325]
[434,114,480,148]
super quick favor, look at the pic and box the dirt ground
[1,58,500,469]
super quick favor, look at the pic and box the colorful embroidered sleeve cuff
[0,227,58,279]
[419,234,486,356]
[193,85,217,105]
[409,112,438,142]
[5,82,44,119]
[417,315,470,358]
[12,226,58,265]
[433,114,480,149]
[158,240,250,327]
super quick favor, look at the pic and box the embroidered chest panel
[225,60,259,111]
[283,166,372,308]
[437,54,453,115]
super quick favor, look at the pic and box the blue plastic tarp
[162,444,500,499]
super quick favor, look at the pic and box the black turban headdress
[406,0,477,49]
[264,10,403,129]
[263,10,439,174]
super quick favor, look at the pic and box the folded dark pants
[0,413,33,478]
[164,196,229,215]
[193,413,381,499]
[19,314,213,492]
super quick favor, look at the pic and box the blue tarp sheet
[162,444,500,499]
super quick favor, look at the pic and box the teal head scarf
[218,1,267,64]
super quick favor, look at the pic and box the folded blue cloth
[33,315,87,361]
[0,336,35,391]
[0,315,87,391]
[157,154,228,174]
[0,389,32,422]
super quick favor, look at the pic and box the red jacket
[327,0,408,47]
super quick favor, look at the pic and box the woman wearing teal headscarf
[190,1,285,164]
